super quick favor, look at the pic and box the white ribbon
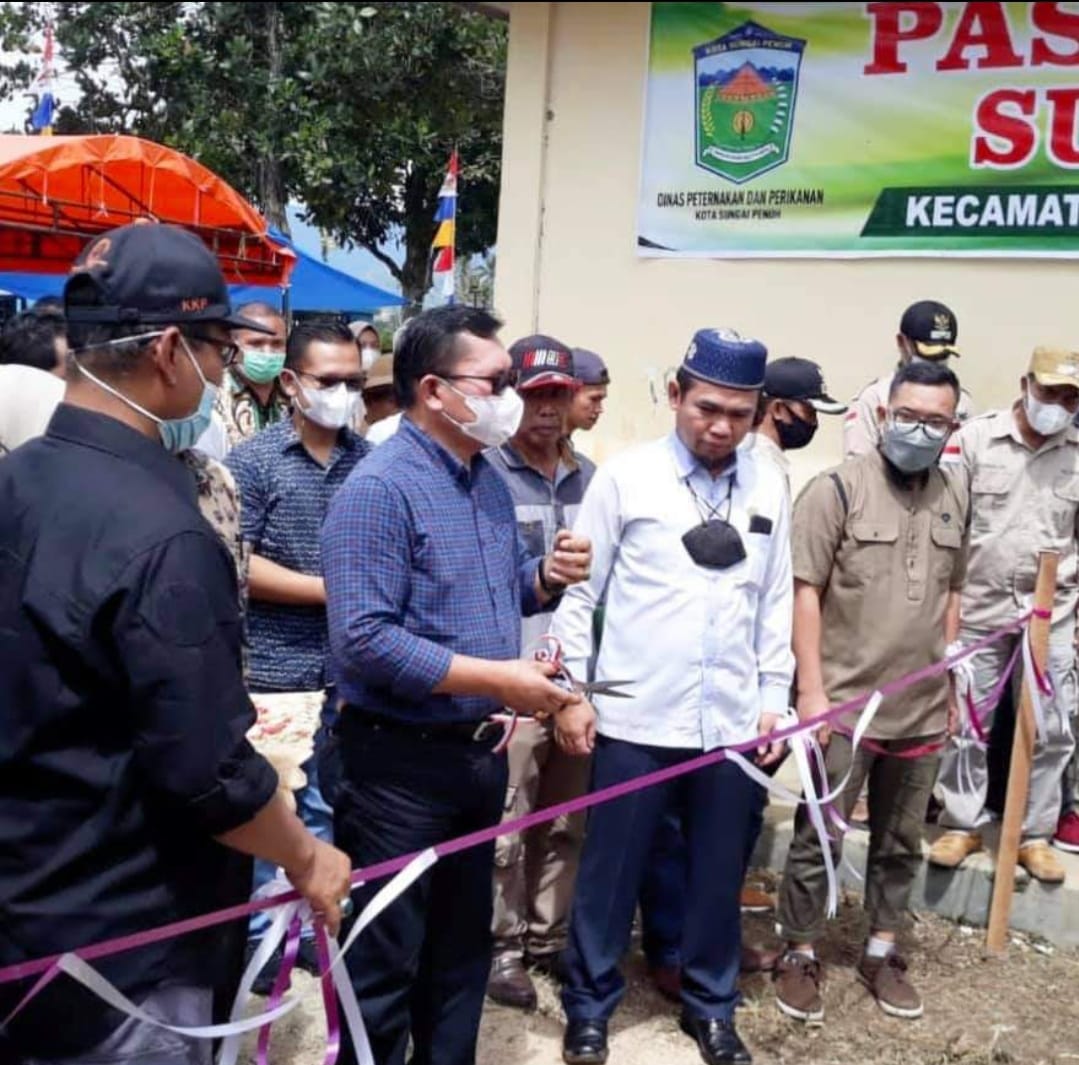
[52,952,300,1041]
[11,850,441,1064]
[218,897,303,1065]
[324,848,440,1065]
[729,692,885,920]
[1020,626,1051,745]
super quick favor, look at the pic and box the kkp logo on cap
[64,222,272,334]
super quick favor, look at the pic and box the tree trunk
[400,163,437,311]
[256,2,289,235]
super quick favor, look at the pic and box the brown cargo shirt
[792,448,970,739]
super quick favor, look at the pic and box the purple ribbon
[256,913,302,1065]
[314,924,341,1065]
[0,615,1028,991]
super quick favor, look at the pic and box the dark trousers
[639,755,774,968]
[334,717,508,1065]
[639,807,686,968]
[562,735,764,1023]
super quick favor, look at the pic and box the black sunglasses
[185,330,241,369]
[443,370,515,396]
[294,370,368,392]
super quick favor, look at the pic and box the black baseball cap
[63,223,273,333]
[764,356,847,414]
[899,300,959,358]
[509,334,579,391]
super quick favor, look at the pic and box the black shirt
[0,405,278,1057]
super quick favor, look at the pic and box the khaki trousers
[937,625,1077,839]
[492,721,590,960]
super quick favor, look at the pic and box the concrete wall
[493,1,1078,488]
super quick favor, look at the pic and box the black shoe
[679,1013,752,1065]
[296,937,322,977]
[563,1019,609,1065]
[243,942,283,997]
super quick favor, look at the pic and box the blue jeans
[563,735,763,1023]
[249,721,335,941]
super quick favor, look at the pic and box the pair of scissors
[532,635,634,699]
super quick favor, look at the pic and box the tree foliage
[0,1,507,305]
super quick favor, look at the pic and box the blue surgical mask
[74,335,219,455]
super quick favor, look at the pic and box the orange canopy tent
[0,134,294,285]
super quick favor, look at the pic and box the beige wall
[493,1,1076,490]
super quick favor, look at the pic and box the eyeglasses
[888,409,955,441]
[443,371,515,396]
[294,370,367,392]
[184,330,241,369]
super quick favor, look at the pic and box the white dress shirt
[550,432,794,750]
[365,411,402,445]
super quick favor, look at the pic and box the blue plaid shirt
[322,416,544,724]
[226,419,370,691]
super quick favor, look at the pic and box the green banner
[639,2,1079,257]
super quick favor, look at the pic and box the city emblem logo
[693,20,806,185]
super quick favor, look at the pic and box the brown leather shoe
[1018,839,1066,884]
[648,963,682,1003]
[740,944,780,973]
[739,886,775,914]
[858,952,923,1019]
[927,831,983,869]
[487,954,537,1010]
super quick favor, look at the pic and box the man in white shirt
[748,357,846,493]
[553,329,794,1065]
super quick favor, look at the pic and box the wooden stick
[985,550,1059,955]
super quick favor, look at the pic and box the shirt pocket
[1051,474,1079,542]
[842,518,899,584]
[930,521,963,584]
[517,519,547,561]
[970,468,1010,536]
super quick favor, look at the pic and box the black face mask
[682,519,747,570]
[775,406,818,451]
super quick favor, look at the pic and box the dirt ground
[245,881,1079,1065]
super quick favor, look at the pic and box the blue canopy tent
[0,229,404,314]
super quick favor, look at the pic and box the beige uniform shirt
[844,372,975,458]
[941,407,1079,632]
[792,449,969,738]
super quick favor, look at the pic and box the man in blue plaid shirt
[322,305,593,1065]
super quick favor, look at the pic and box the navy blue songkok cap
[681,328,767,389]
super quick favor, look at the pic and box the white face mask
[360,346,380,372]
[297,380,363,430]
[441,379,524,448]
[1024,391,1072,436]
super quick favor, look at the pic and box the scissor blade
[582,681,634,698]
